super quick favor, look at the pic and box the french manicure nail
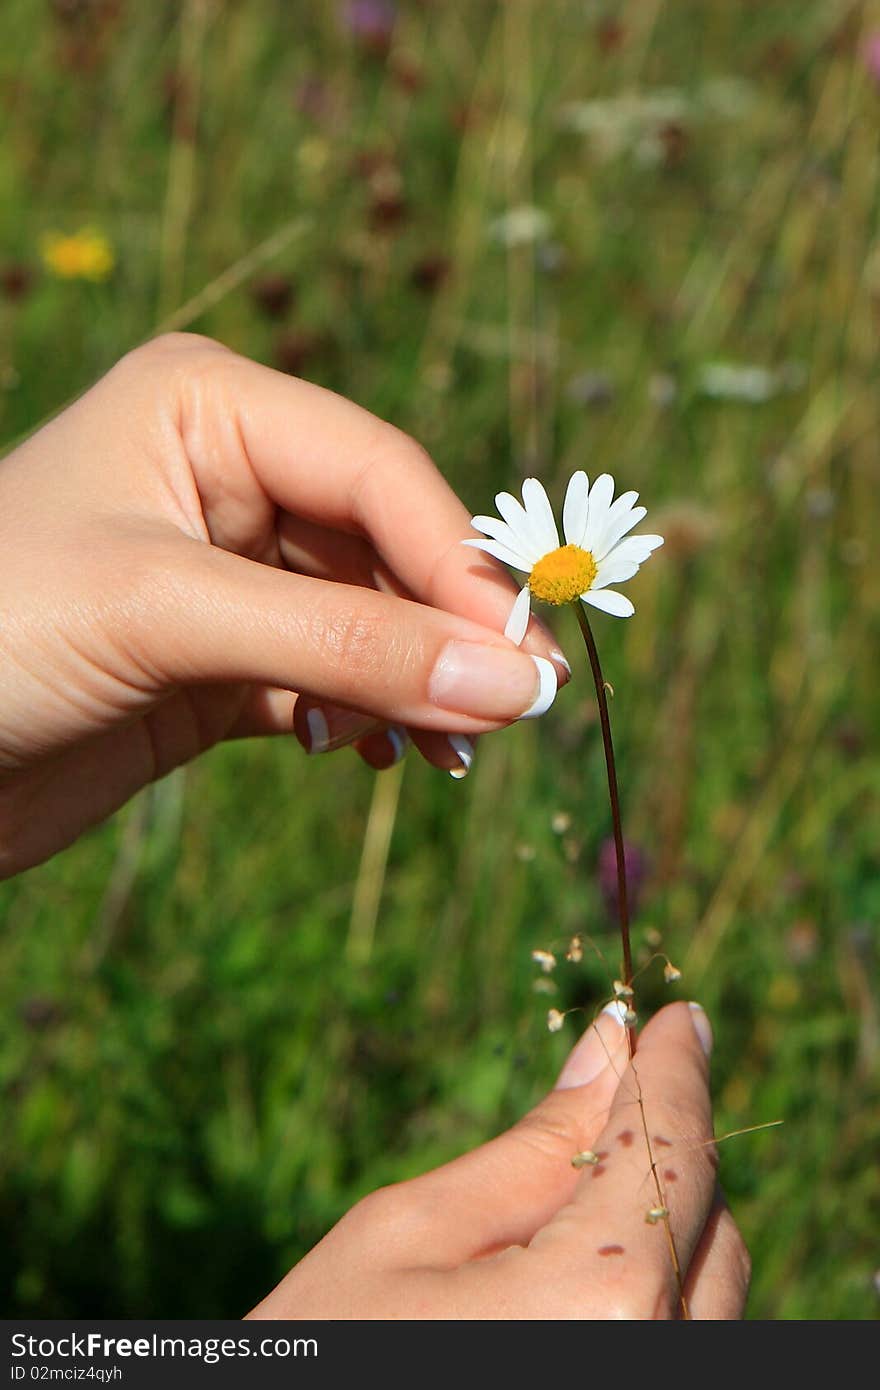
[550,649,572,677]
[521,656,557,719]
[429,642,558,721]
[305,707,329,754]
[448,733,474,779]
[688,1001,713,1057]
[386,725,409,765]
[304,707,381,754]
[555,1002,628,1090]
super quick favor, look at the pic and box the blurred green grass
[1,0,878,1319]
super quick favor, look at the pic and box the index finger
[199,348,564,662]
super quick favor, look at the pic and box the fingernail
[429,643,558,721]
[550,649,572,678]
[555,1002,627,1090]
[386,725,409,765]
[305,707,329,754]
[688,1001,713,1057]
[522,657,557,718]
[303,707,381,754]
[448,733,474,779]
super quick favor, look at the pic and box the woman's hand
[248,1003,750,1320]
[0,333,567,876]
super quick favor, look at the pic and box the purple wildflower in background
[863,33,880,84]
[598,837,647,920]
[342,0,397,55]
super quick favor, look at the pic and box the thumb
[379,1004,630,1268]
[137,537,558,732]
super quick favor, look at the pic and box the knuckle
[525,1249,670,1320]
[349,423,435,529]
[378,423,433,472]
[103,333,234,419]
[343,1185,395,1232]
[133,331,225,367]
[511,1096,584,1163]
[113,333,233,399]
[343,1180,433,1249]
[591,1264,675,1321]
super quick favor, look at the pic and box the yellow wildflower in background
[40,228,115,282]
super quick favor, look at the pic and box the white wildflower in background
[488,205,552,248]
[547,1008,565,1033]
[464,472,663,642]
[560,78,757,164]
[697,361,806,403]
[560,90,691,161]
[531,949,557,974]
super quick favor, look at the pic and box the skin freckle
[591,1164,607,1179]
[598,1244,625,1257]
[663,1169,678,1182]
[616,1129,634,1148]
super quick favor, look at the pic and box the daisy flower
[464,472,664,644]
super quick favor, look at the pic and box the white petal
[593,532,662,589]
[601,533,664,568]
[581,587,635,618]
[592,558,641,588]
[504,586,532,645]
[562,470,590,547]
[521,477,560,554]
[471,514,538,564]
[462,537,532,573]
[495,490,544,558]
[582,473,615,552]
[593,495,645,560]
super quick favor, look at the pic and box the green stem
[574,604,686,1302]
[572,602,635,999]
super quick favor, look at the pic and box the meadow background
[1,0,878,1320]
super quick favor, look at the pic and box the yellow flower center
[528,544,597,605]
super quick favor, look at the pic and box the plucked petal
[562,470,590,547]
[582,473,615,552]
[581,587,635,618]
[521,477,561,554]
[462,537,532,573]
[504,586,532,645]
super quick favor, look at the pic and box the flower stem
[572,602,635,1048]
[573,602,689,1313]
